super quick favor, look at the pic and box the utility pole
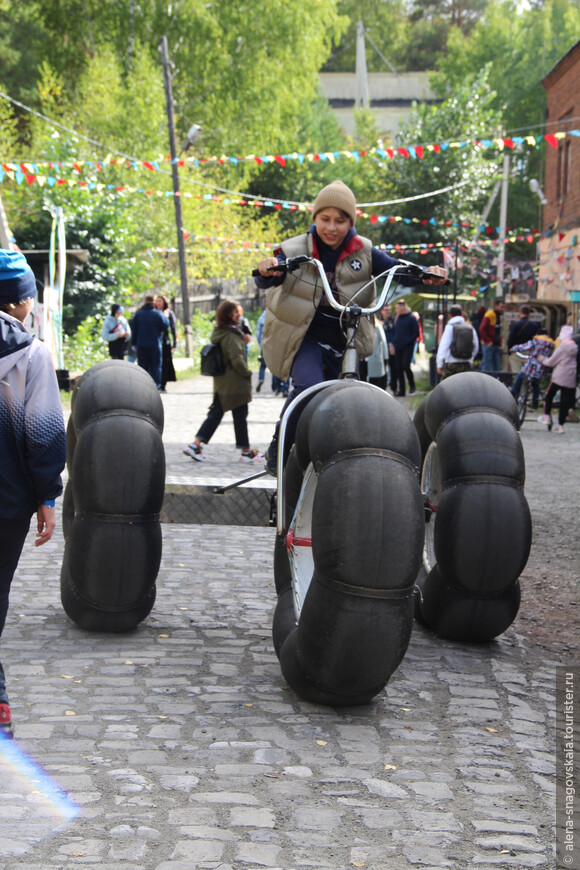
[355,22,370,109]
[160,35,193,359]
[495,154,510,298]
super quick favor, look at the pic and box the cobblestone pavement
[1,367,574,869]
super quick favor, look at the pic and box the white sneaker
[239,449,264,463]
[183,444,205,461]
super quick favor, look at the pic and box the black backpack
[450,322,475,359]
[200,342,226,376]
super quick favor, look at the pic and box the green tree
[5,0,348,156]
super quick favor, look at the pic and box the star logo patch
[350,259,362,271]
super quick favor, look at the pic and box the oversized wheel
[61,361,165,631]
[413,372,531,642]
[273,381,424,706]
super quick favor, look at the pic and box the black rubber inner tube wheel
[272,381,424,706]
[413,371,531,643]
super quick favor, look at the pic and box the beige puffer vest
[261,232,377,380]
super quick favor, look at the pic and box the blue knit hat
[0,249,37,304]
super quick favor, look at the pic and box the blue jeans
[511,373,540,408]
[481,344,501,374]
[274,335,342,450]
[0,516,31,704]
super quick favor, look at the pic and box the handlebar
[253,255,448,317]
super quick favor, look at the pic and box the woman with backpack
[183,300,263,463]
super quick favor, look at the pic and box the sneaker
[0,703,14,739]
[183,443,205,461]
[239,449,265,463]
[256,381,263,393]
[264,437,278,476]
[556,424,565,434]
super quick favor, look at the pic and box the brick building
[539,40,580,328]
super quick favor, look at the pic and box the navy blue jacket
[131,304,168,349]
[392,311,420,351]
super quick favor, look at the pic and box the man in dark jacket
[392,300,420,396]
[130,294,169,389]
[507,305,538,375]
[0,249,66,738]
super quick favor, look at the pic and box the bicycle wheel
[272,381,424,706]
[517,376,530,426]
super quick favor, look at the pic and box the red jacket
[479,308,502,346]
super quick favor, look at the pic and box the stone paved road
[0,369,573,869]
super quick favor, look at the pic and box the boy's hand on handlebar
[256,257,284,277]
[422,266,448,285]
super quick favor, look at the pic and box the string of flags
[0,163,545,241]
[1,128,577,173]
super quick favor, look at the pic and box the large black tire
[273,382,424,706]
[61,361,165,631]
[414,372,531,642]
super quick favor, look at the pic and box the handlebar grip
[251,264,288,278]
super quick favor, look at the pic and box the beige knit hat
[312,180,357,225]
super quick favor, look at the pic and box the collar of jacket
[308,226,364,264]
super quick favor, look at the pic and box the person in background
[538,325,578,433]
[130,294,169,389]
[509,327,554,411]
[101,303,131,359]
[392,300,420,396]
[183,300,263,463]
[155,294,177,392]
[411,310,423,365]
[364,315,389,390]
[506,305,538,375]
[0,250,66,739]
[380,303,398,394]
[479,298,505,374]
[470,306,486,365]
[436,304,479,379]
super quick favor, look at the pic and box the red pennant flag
[370,215,378,225]
[503,138,515,149]
[545,134,558,148]
[386,149,394,158]
[274,155,286,167]
[398,148,410,158]
[527,235,534,243]
[314,154,320,162]
[25,174,35,185]
[559,233,566,242]
[57,178,67,185]
[415,146,424,159]
[253,157,263,164]
[433,144,441,153]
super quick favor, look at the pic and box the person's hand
[36,504,56,547]
[437,367,443,375]
[422,266,448,285]
[257,257,283,277]
[242,334,250,345]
